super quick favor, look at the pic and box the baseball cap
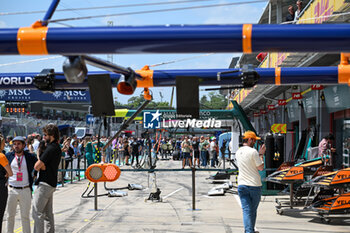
[12,136,26,143]
[243,131,261,140]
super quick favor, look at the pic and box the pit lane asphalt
[5,159,350,233]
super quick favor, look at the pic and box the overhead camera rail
[211,64,260,91]
[2,24,350,55]
[9,64,348,94]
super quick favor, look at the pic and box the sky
[0,0,267,105]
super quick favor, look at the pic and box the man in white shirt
[294,0,303,21]
[235,131,266,233]
[5,136,37,233]
[209,137,218,167]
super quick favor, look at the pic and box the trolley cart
[310,192,350,223]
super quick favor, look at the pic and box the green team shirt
[85,142,93,154]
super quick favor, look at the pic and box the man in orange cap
[235,131,266,233]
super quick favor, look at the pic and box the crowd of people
[108,135,226,169]
[0,128,230,233]
[0,124,62,233]
[4,132,227,179]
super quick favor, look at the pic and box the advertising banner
[302,91,317,118]
[324,85,350,113]
[0,89,90,102]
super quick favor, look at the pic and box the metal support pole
[316,90,321,142]
[2,24,350,55]
[267,0,271,69]
[276,0,282,24]
[192,167,196,210]
[0,66,343,91]
[94,183,98,210]
[268,1,272,24]
[282,92,287,161]
[42,0,60,26]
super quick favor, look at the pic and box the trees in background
[115,95,172,109]
[200,91,226,109]
[116,91,226,109]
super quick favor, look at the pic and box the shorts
[194,150,200,158]
[183,152,191,159]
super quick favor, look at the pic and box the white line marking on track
[163,187,184,200]
[233,194,242,208]
[233,194,260,232]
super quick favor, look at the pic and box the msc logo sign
[143,110,161,129]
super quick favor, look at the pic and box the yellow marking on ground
[14,220,34,233]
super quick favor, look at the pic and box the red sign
[278,99,287,106]
[268,105,276,110]
[311,84,324,90]
[253,113,260,117]
[292,92,302,99]
[260,109,267,114]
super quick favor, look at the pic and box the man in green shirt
[199,136,209,167]
[181,137,192,169]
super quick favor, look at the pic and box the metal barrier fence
[57,156,238,210]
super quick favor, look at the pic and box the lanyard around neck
[15,154,24,171]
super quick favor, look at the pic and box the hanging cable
[0,0,261,16]
[53,22,75,27]
[59,1,102,26]
[0,56,61,67]
[47,0,268,23]
[150,53,214,67]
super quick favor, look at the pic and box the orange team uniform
[0,153,8,167]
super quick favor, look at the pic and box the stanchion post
[148,139,152,168]
[223,152,226,170]
[290,183,294,209]
[78,157,81,181]
[70,159,73,184]
[192,167,196,210]
[61,157,64,187]
[84,152,87,179]
[94,182,98,210]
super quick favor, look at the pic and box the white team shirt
[235,146,263,187]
